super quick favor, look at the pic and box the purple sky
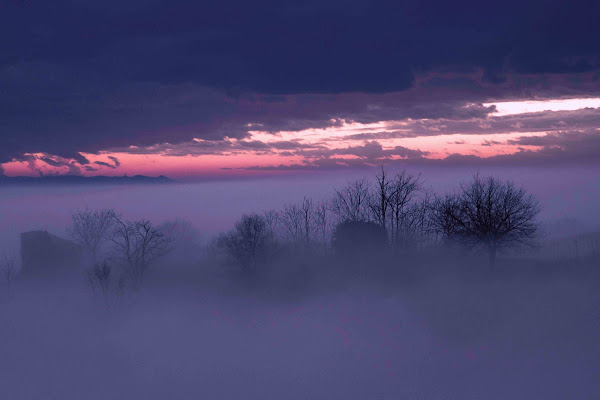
[0,1,599,178]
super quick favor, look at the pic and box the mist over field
[1,166,599,399]
[1,166,598,249]
[2,0,600,397]
[2,273,600,400]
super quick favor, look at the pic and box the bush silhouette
[332,220,387,258]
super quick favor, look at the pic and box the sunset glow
[484,98,600,116]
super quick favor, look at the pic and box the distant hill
[0,174,174,186]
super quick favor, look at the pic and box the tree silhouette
[217,213,272,274]
[1,253,19,294]
[331,178,371,223]
[437,174,541,266]
[388,171,421,249]
[111,218,171,288]
[68,208,118,261]
[332,220,388,259]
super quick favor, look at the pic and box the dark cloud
[107,156,121,167]
[94,161,117,169]
[114,138,323,157]
[326,141,428,161]
[72,153,90,165]
[39,155,82,175]
[481,140,502,147]
[2,1,598,92]
[38,156,63,168]
[438,130,600,166]
[237,140,429,171]
[10,154,82,175]
[1,0,599,165]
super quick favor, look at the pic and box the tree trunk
[488,246,497,268]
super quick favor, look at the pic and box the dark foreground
[1,261,599,400]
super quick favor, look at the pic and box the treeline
[213,168,541,271]
[6,169,540,300]
[65,211,194,298]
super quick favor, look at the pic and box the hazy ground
[1,263,599,400]
[1,167,599,399]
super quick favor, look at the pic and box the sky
[1,0,599,179]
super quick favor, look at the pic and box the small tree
[439,174,541,266]
[216,213,272,274]
[88,260,112,298]
[68,208,118,261]
[111,218,171,288]
[332,220,388,259]
[1,253,19,293]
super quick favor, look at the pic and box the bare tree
[430,194,462,246]
[388,171,421,249]
[216,213,272,273]
[88,260,112,300]
[111,218,172,288]
[314,200,332,254]
[331,178,371,223]
[159,218,195,242]
[159,218,200,254]
[1,253,19,293]
[438,174,541,266]
[405,192,435,250]
[280,203,304,243]
[68,208,118,261]
[301,196,314,244]
[369,166,393,231]
[262,210,280,238]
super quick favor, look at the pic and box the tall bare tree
[438,174,541,266]
[314,200,332,254]
[301,196,314,244]
[388,171,421,248]
[369,166,393,231]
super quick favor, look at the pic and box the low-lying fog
[1,166,599,399]
[1,166,599,250]
[2,269,600,399]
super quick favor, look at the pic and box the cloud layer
[1,1,600,175]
